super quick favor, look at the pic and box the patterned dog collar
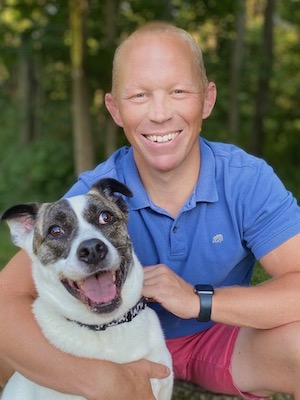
[67,297,148,331]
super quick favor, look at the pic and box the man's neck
[136,155,200,218]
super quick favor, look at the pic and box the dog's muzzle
[61,256,126,314]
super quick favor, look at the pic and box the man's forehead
[112,24,207,95]
[120,33,189,61]
[116,35,197,89]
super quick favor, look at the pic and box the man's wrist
[194,284,214,322]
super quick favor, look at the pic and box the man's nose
[148,92,172,123]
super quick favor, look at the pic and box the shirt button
[172,226,178,234]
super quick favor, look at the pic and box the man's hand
[86,359,171,400]
[143,264,199,319]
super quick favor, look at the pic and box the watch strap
[194,285,214,322]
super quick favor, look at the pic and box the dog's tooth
[112,272,116,283]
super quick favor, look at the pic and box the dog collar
[68,297,148,331]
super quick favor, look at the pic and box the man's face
[105,34,215,174]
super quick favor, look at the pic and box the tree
[69,0,95,174]
[103,0,120,158]
[18,31,39,145]
[228,0,246,139]
[251,0,276,156]
[1,0,300,205]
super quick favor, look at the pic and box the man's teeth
[147,132,179,143]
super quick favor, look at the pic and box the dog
[1,178,173,400]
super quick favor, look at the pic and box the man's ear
[202,82,217,120]
[104,93,124,127]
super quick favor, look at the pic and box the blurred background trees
[0,0,299,208]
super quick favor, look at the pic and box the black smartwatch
[194,284,214,322]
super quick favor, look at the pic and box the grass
[172,381,292,399]
[252,261,270,285]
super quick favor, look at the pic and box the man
[1,21,300,399]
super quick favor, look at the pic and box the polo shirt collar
[195,137,219,203]
[122,137,219,211]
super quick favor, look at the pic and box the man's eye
[99,211,114,224]
[135,92,145,98]
[48,225,65,238]
[129,92,147,102]
[173,89,184,95]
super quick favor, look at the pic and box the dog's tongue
[78,272,117,303]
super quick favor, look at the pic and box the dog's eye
[48,225,65,237]
[99,211,114,224]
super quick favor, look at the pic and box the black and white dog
[1,178,173,400]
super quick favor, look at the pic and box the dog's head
[1,179,142,320]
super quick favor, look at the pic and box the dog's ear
[91,178,133,212]
[1,203,40,248]
[92,178,133,198]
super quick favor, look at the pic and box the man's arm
[212,233,300,329]
[0,250,169,399]
[143,233,300,330]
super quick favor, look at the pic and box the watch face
[194,284,214,294]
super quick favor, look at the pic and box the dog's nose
[77,239,108,264]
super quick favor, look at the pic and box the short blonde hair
[111,21,208,95]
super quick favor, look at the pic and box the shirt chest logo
[212,234,224,244]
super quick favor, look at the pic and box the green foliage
[0,134,75,209]
[0,0,300,263]
[0,223,17,270]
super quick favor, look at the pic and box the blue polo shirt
[64,138,300,339]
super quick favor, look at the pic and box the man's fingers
[147,360,171,379]
[132,359,171,379]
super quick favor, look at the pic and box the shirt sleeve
[241,160,300,260]
[63,172,93,198]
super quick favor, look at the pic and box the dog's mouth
[61,269,123,313]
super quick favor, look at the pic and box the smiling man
[105,24,216,217]
[1,21,300,400]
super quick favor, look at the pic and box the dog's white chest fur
[3,299,172,400]
[1,179,173,400]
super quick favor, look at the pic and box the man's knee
[232,322,300,395]
[277,321,300,366]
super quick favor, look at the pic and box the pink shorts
[166,323,264,399]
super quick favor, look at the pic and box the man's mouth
[61,269,123,313]
[145,131,181,143]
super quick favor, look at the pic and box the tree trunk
[228,0,246,140]
[69,0,95,175]
[251,0,276,156]
[103,0,119,158]
[18,33,38,146]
